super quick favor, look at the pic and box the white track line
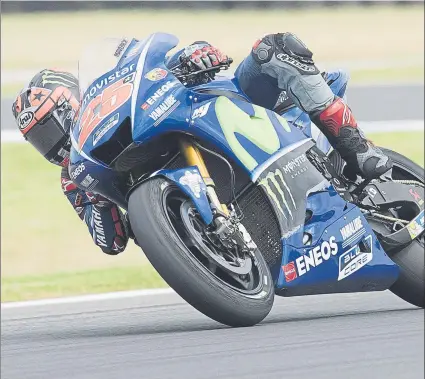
[1,288,175,309]
[2,120,423,144]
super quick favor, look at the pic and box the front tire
[128,177,274,327]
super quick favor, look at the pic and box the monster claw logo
[259,168,296,220]
[41,70,78,88]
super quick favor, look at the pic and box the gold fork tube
[178,137,229,215]
[178,138,213,186]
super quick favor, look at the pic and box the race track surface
[2,291,424,379]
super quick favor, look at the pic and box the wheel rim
[389,160,424,248]
[161,186,265,295]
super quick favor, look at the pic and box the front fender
[150,166,214,225]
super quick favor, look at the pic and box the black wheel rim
[389,160,425,248]
[161,186,265,295]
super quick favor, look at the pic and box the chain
[392,179,424,187]
[360,179,424,227]
[362,210,410,225]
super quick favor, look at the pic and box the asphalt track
[2,291,424,379]
[1,84,424,130]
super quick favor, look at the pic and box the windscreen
[78,37,132,94]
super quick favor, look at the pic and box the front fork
[178,137,229,216]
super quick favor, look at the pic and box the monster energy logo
[41,70,77,87]
[259,168,296,219]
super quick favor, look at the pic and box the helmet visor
[24,111,69,164]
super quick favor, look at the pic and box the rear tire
[128,177,274,327]
[380,148,424,308]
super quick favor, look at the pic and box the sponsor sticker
[259,168,296,219]
[92,113,119,145]
[92,207,108,247]
[126,41,143,58]
[144,68,168,82]
[277,90,289,104]
[282,237,339,282]
[192,102,212,120]
[141,81,177,110]
[149,95,180,126]
[407,210,425,240]
[295,236,339,277]
[41,70,78,88]
[178,170,203,198]
[282,262,297,282]
[340,216,366,248]
[409,188,424,206]
[70,162,85,180]
[282,154,308,179]
[276,53,317,73]
[114,38,129,57]
[80,174,94,188]
[18,111,34,130]
[338,235,373,281]
[82,64,135,107]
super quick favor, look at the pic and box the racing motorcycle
[70,33,424,327]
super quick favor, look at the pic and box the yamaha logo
[18,111,34,130]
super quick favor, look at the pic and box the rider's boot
[311,97,393,180]
[243,32,393,180]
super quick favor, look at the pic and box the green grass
[368,131,424,166]
[1,143,149,278]
[1,5,423,70]
[349,66,424,84]
[1,267,166,302]
[1,131,423,302]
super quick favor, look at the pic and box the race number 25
[78,76,133,149]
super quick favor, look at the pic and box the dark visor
[24,112,68,162]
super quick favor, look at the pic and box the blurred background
[1,0,424,301]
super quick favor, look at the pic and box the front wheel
[128,177,274,327]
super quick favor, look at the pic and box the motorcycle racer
[12,32,393,256]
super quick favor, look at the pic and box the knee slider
[274,33,319,75]
[276,33,315,64]
[252,32,319,75]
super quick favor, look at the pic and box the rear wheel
[380,148,424,308]
[128,177,274,327]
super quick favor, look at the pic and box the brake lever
[175,59,233,81]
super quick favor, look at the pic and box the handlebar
[174,58,233,82]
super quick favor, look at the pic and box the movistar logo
[259,168,296,219]
[41,70,77,87]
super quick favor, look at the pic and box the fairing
[68,32,399,297]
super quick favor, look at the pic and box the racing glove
[177,42,232,85]
[180,42,230,71]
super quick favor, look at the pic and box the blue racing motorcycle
[70,33,424,327]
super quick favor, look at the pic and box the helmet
[12,69,81,166]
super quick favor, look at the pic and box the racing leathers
[61,164,129,255]
[68,32,392,256]
[172,33,392,180]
